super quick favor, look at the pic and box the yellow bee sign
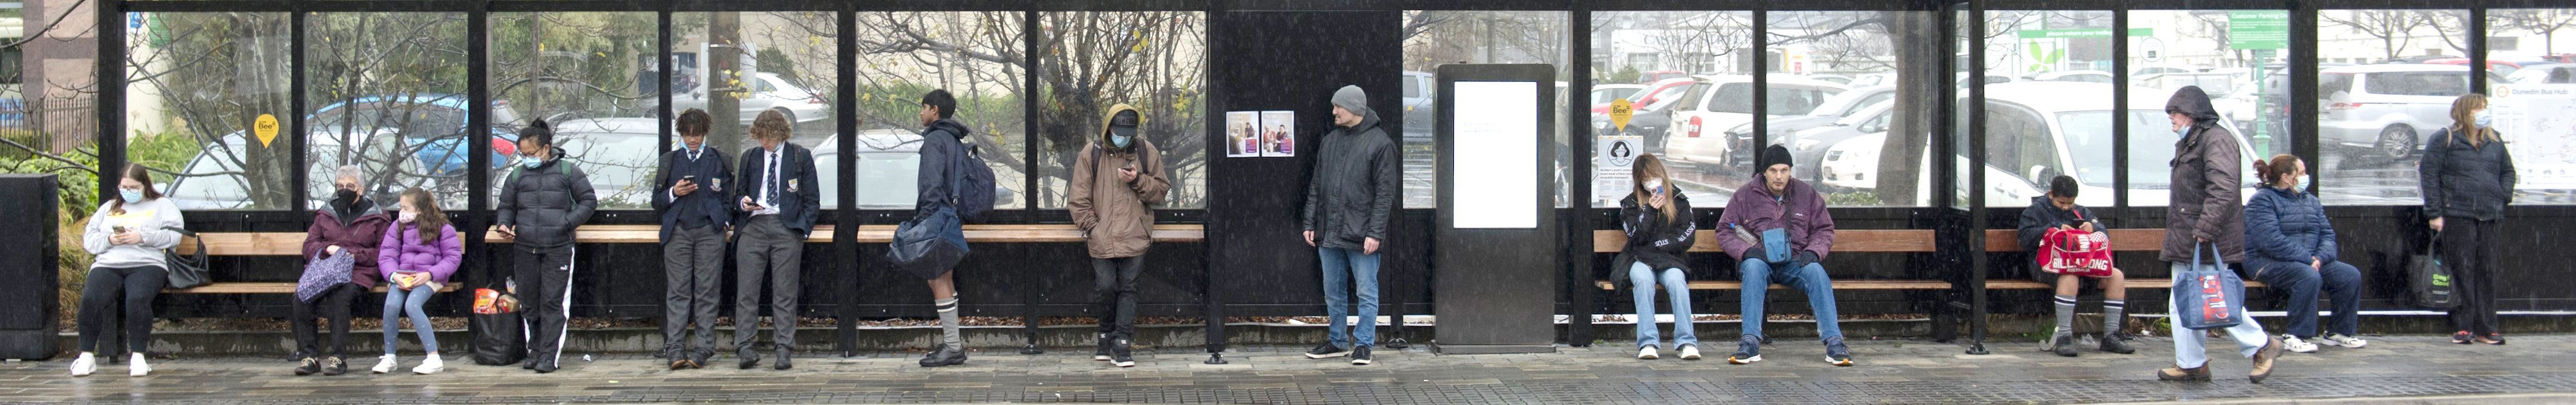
[1608,98,1634,131]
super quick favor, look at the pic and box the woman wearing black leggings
[71,164,186,377]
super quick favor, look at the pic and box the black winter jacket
[497,157,598,250]
[2015,196,2104,252]
[2420,128,2517,221]
[1301,113,1400,250]
[916,118,974,222]
[1613,192,1697,282]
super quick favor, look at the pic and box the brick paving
[1,334,2571,404]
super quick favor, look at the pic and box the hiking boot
[1726,335,1762,364]
[2051,333,2079,357]
[2156,364,2212,381]
[2249,335,2285,384]
[1303,343,1348,359]
[294,357,321,376]
[2321,333,2369,348]
[2100,333,2136,354]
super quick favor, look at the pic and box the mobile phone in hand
[113,226,127,233]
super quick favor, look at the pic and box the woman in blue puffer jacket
[2244,154,2366,354]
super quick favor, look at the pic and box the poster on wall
[2493,84,2576,192]
[1595,134,1641,205]
[1261,111,1296,157]
[1450,81,1540,229]
[1226,111,1260,157]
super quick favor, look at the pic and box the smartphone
[112,226,127,233]
[681,175,699,183]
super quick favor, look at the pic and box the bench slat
[1591,229,1933,253]
[1982,279,2266,289]
[165,282,463,294]
[1594,279,1953,291]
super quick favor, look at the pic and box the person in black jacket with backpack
[2420,94,2517,345]
[1615,154,1700,361]
[914,90,974,367]
[496,118,598,374]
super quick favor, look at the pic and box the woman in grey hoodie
[70,164,186,377]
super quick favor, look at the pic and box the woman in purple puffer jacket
[371,189,462,374]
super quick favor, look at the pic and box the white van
[1817,82,2258,208]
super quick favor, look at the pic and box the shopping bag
[2170,241,2246,330]
[2409,238,2458,309]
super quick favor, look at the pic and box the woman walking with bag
[70,164,185,377]
[1614,154,1701,361]
[2420,94,2516,345]
[373,189,461,374]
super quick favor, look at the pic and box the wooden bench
[1973,229,2264,289]
[167,223,1208,294]
[1591,229,1949,291]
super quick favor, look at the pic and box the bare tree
[2495,9,2576,57]
[2322,9,2432,62]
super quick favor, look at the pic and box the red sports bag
[2037,226,2113,277]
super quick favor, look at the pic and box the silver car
[2318,64,2470,162]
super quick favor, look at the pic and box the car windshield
[2058,110,2179,189]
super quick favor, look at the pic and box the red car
[1592,78,1694,114]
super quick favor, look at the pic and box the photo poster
[1451,81,1541,229]
[1226,111,1260,157]
[1595,134,1642,205]
[1261,110,1296,157]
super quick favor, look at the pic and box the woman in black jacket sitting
[1616,154,1700,361]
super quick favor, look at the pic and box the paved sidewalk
[1,334,2571,404]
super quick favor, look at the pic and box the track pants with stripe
[515,246,576,365]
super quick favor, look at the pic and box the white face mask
[398,211,419,223]
[1643,178,1665,195]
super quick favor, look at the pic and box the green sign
[2015,28,2151,39]
[2229,11,2291,50]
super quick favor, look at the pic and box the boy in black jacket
[2015,176,2132,357]
[651,108,730,370]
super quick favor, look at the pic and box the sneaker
[69,353,96,377]
[2453,331,2474,344]
[2249,335,2285,384]
[1350,346,1374,366]
[2051,333,2079,357]
[294,357,320,376]
[1093,333,1114,361]
[371,354,397,374]
[2479,334,2507,345]
[917,344,968,367]
[413,355,444,375]
[129,353,152,377]
[2321,334,2368,348]
[1726,335,1762,364]
[1303,343,1349,359]
[1677,344,1702,361]
[2100,333,2136,354]
[1110,338,1136,368]
[532,357,560,374]
[322,356,346,376]
[1636,345,1659,360]
[2279,335,2319,353]
[1824,340,1854,367]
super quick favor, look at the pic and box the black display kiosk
[1430,64,1560,355]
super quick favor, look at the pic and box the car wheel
[2374,125,2416,162]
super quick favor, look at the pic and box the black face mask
[334,189,360,205]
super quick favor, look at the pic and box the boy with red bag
[2016,176,2133,357]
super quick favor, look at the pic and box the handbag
[2170,241,2247,330]
[161,226,212,289]
[469,309,526,366]
[2409,237,2459,309]
[2037,227,2114,277]
[294,253,355,302]
[887,207,969,279]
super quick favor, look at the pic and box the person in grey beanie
[1302,84,1399,366]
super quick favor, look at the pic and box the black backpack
[948,137,997,221]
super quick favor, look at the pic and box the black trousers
[1092,256,1144,338]
[514,246,576,364]
[77,266,166,354]
[291,283,361,358]
[2441,217,2504,335]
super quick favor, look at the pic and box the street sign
[2228,11,2290,50]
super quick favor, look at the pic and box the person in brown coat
[1070,104,1170,368]
[294,165,394,376]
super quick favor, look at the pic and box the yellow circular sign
[1608,98,1634,131]
[253,114,280,147]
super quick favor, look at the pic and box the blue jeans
[1318,247,1380,349]
[383,284,440,354]
[2170,262,2270,368]
[2249,259,2363,338]
[1629,262,1697,348]
[1737,259,1843,343]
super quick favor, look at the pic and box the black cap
[1759,144,1794,171]
[1108,110,1140,140]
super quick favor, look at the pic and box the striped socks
[2101,299,2127,335]
[935,298,962,347]
[2052,295,2079,337]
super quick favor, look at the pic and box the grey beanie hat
[1331,85,1369,116]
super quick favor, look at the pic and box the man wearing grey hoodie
[1301,85,1400,366]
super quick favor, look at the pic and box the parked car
[2318,64,2470,162]
[1591,78,1693,115]
[310,94,524,177]
[810,129,1018,209]
[2507,62,2574,84]
[1635,70,1689,84]
[1815,82,2258,208]
[1662,75,1846,174]
[1719,85,1898,177]
[2426,58,2520,78]
[1594,85,1688,155]
[541,118,687,208]
[1590,84,1647,106]
[1401,71,1436,141]
[2029,70,2114,83]
[1776,99,1897,185]
[162,94,525,209]
[670,72,832,127]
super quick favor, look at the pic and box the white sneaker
[1636,346,1659,360]
[2279,334,2320,353]
[68,353,96,377]
[128,353,150,377]
[371,354,398,374]
[1677,344,1702,360]
[412,355,444,375]
[2322,334,2370,348]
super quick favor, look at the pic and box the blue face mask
[2475,110,2493,129]
[682,140,702,154]
[521,155,544,169]
[119,189,144,204]
[1111,134,1132,149]
[2175,124,2191,139]
[2297,174,2311,192]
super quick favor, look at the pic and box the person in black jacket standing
[1301,84,1399,366]
[2016,176,2133,357]
[652,108,730,370]
[914,90,975,367]
[1616,154,1699,361]
[496,118,598,374]
[2420,94,2516,345]
[731,109,822,370]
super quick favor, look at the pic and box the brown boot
[2248,335,2285,384]
[2155,364,2211,381]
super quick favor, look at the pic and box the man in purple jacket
[1715,145,1850,367]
